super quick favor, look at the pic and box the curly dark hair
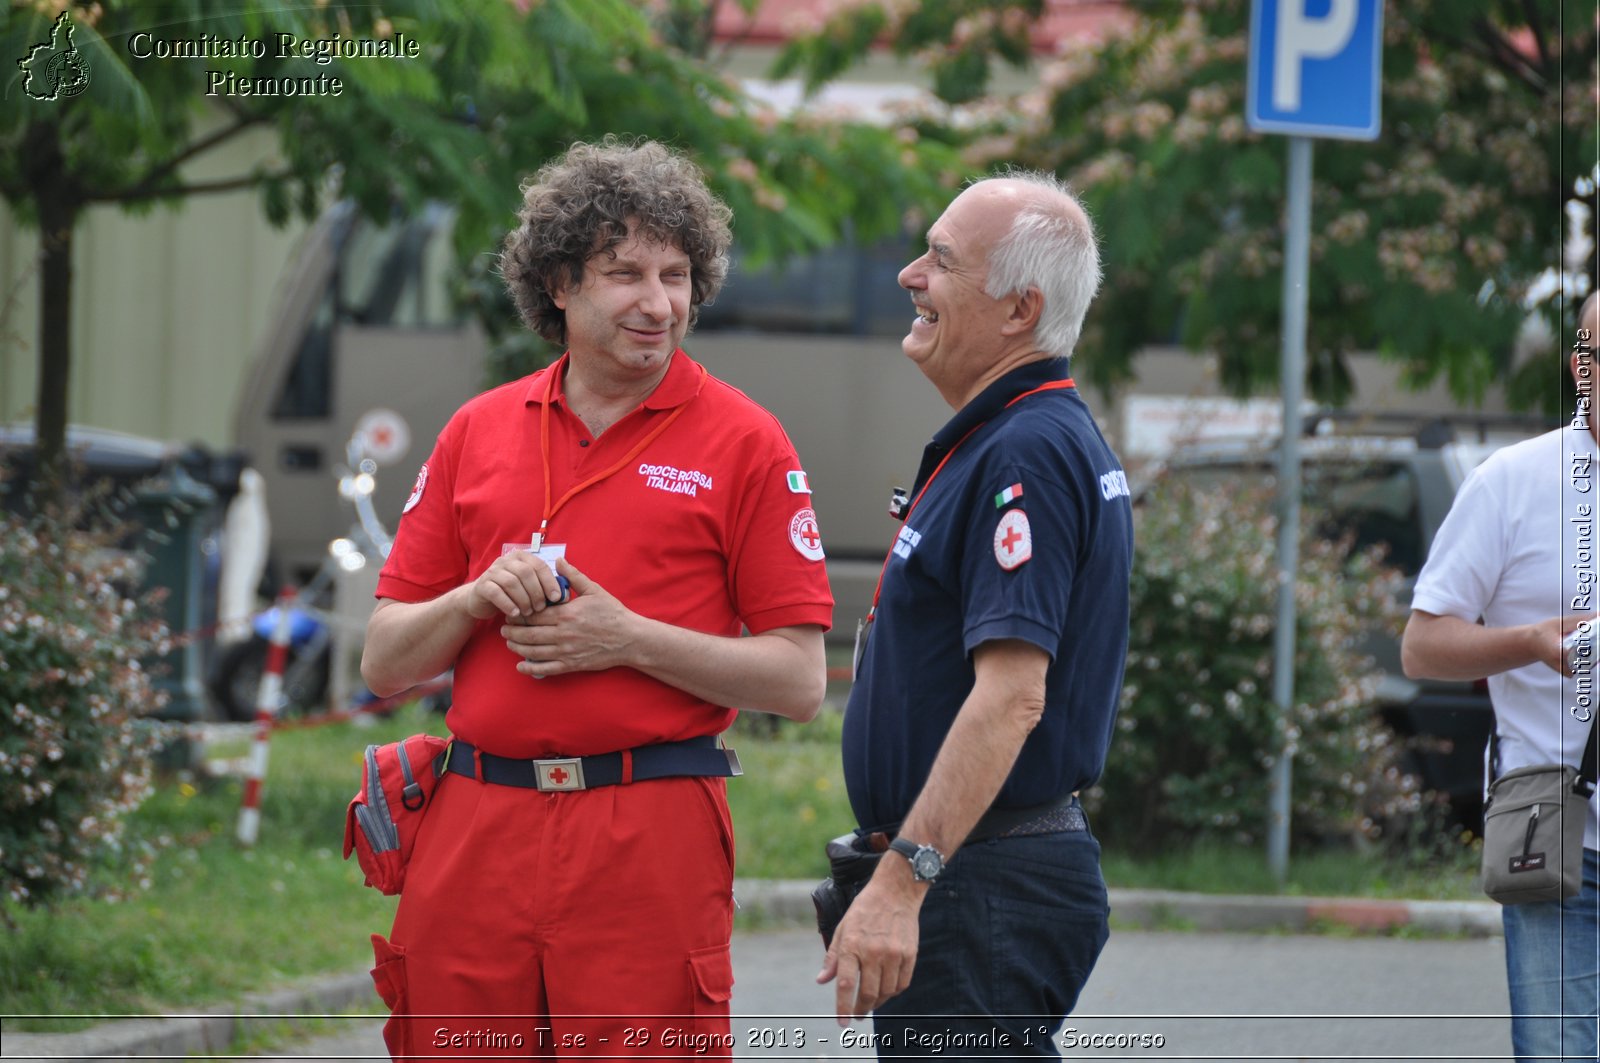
[499,137,733,344]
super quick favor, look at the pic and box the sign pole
[1268,134,1313,885]
[1249,0,1381,887]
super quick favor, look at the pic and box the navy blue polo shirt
[841,357,1133,831]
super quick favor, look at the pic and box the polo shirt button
[579,439,590,447]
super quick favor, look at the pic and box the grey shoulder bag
[1481,720,1598,905]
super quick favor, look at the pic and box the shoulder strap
[1488,710,1600,791]
[1581,714,1600,792]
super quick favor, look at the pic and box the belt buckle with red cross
[533,757,586,791]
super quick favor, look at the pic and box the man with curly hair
[361,137,833,1057]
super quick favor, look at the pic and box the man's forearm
[1401,610,1547,681]
[627,620,826,721]
[894,640,1049,859]
[369,555,827,717]
[361,589,478,696]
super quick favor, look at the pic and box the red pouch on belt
[342,734,451,895]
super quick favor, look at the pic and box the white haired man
[819,173,1132,1054]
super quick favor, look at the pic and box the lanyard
[865,378,1075,621]
[530,356,705,548]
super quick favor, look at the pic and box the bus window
[342,204,463,330]
[271,286,336,420]
[696,237,914,337]
[270,206,463,422]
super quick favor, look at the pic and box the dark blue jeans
[871,826,1110,1058]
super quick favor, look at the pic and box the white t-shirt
[1412,425,1600,849]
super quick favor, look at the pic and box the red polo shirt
[376,349,834,758]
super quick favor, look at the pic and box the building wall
[0,124,306,448]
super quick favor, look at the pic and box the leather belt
[863,793,1085,851]
[442,736,742,793]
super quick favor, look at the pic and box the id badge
[500,542,570,605]
[501,542,567,567]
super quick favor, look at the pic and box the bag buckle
[533,757,586,792]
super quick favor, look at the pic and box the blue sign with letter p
[1247,0,1383,141]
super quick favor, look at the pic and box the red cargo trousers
[369,769,736,1060]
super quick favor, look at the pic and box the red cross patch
[789,507,826,561]
[402,463,428,514]
[993,509,1032,571]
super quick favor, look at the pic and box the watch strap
[887,836,944,881]
[887,837,920,862]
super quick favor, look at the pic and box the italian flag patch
[786,470,811,494]
[994,483,1023,508]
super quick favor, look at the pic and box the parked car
[1141,410,1558,828]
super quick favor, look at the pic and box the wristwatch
[888,837,946,883]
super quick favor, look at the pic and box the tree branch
[109,112,268,206]
[1518,0,1552,75]
[1472,16,1548,94]
[89,169,293,206]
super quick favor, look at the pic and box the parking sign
[1247,0,1383,141]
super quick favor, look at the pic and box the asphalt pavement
[1,882,1513,1062]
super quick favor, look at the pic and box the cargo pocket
[687,943,734,1039]
[370,934,412,1059]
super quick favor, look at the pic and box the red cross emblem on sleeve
[789,507,826,561]
[402,463,428,514]
[993,509,1033,570]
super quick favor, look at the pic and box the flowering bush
[1087,474,1417,852]
[0,506,169,912]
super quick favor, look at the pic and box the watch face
[912,848,942,880]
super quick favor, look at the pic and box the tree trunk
[35,196,73,497]
[24,121,75,508]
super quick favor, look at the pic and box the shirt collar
[930,356,1074,451]
[522,348,704,410]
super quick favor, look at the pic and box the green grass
[0,703,853,1027]
[1,699,1481,1027]
[1100,837,1481,901]
[0,707,431,1028]
[725,709,853,880]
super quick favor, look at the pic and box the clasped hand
[465,553,633,678]
[1538,612,1598,677]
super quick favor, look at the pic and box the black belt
[980,796,1087,840]
[442,736,742,792]
[864,793,1085,850]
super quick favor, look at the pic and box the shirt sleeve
[1409,464,1506,622]
[374,418,468,603]
[958,456,1081,658]
[724,431,835,634]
